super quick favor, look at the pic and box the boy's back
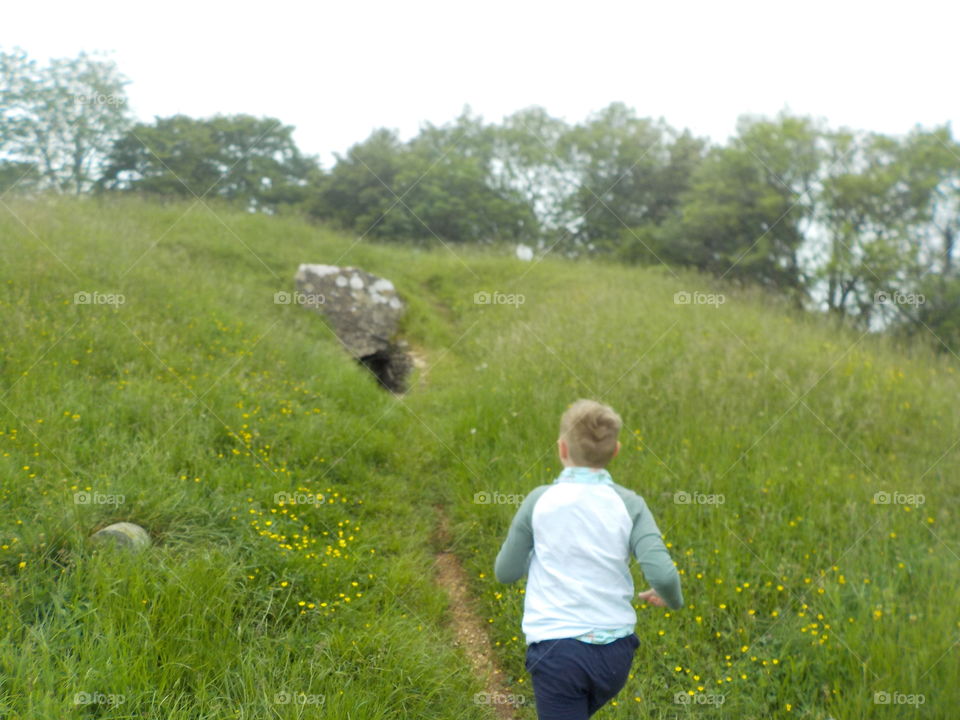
[494,400,683,720]
[496,468,683,644]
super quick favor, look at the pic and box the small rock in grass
[91,522,150,550]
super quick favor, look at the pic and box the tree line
[3,48,959,350]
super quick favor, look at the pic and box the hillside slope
[1,196,957,719]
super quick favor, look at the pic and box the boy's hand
[637,588,667,607]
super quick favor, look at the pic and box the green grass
[1,194,958,719]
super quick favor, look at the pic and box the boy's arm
[615,487,684,609]
[494,487,547,583]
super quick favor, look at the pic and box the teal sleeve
[612,484,684,609]
[494,486,549,583]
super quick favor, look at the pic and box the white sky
[4,0,958,169]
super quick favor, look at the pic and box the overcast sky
[5,0,958,168]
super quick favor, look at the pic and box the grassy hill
[1,195,957,719]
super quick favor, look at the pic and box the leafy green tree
[653,114,822,295]
[311,108,537,244]
[489,106,573,239]
[906,274,960,353]
[612,128,708,264]
[98,114,317,211]
[400,109,536,243]
[560,103,690,248]
[873,126,960,343]
[0,47,131,193]
[0,160,41,194]
[310,127,408,235]
[898,126,960,276]
[818,129,949,324]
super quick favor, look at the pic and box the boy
[494,399,683,720]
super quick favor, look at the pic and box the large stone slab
[295,264,412,391]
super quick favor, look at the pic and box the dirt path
[433,508,521,720]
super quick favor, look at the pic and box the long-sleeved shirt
[494,466,683,645]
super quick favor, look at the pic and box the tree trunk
[945,225,955,274]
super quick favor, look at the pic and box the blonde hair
[559,399,623,468]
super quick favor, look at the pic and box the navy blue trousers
[524,634,640,720]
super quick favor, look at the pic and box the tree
[309,127,408,235]
[818,129,948,325]
[559,103,676,248]
[0,160,41,194]
[612,128,708,264]
[489,106,574,241]
[0,47,132,193]
[98,114,317,211]
[654,114,822,295]
[899,274,960,354]
[311,108,537,244]
[875,126,960,344]
[898,126,960,276]
[400,109,537,243]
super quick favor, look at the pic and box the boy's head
[558,399,622,469]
